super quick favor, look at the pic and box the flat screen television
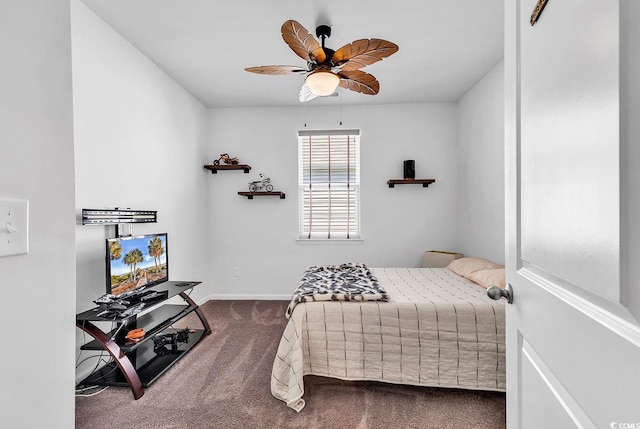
[106,233,168,296]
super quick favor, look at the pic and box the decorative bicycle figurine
[212,153,239,165]
[248,173,274,192]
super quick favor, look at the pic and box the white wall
[0,1,76,428]
[455,61,505,264]
[206,103,459,298]
[621,0,640,320]
[71,0,210,379]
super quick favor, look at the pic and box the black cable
[75,357,120,394]
[76,319,86,366]
[92,360,120,380]
[76,354,113,369]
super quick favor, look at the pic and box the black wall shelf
[387,179,436,188]
[204,164,251,174]
[238,191,285,199]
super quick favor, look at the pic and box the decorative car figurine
[213,153,239,165]
[248,173,274,192]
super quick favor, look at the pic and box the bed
[271,259,506,411]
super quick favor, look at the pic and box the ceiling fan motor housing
[315,25,331,40]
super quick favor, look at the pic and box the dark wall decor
[403,160,415,179]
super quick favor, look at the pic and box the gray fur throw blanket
[285,263,388,319]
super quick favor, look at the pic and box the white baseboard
[197,293,290,304]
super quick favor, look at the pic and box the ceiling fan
[245,20,399,102]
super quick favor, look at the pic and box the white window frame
[298,129,361,241]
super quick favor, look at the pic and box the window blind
[298,129,361,239]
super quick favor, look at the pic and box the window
[298,129,361,240]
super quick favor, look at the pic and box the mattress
[271,267,506,411]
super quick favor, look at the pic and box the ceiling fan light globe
[306,70,340,96]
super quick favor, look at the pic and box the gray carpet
[76,300,506,429]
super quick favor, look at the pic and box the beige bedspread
[271,267,506,411]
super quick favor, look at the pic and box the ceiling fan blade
[332,39,399,71]
[281,20,327,64]
[337,70,380,95]
[244,65,308,75]
[299,83,319,102]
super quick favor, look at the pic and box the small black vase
[403,160,415,179]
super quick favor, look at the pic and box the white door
[505,0,640,428]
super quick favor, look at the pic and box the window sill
[296,238,363,245]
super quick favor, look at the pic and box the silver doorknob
[487,283,513,304]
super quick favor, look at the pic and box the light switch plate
[0,199,29,257]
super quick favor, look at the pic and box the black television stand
[76,281,211,399]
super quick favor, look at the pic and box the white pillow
[446,257,503,278]
[467,268,506,289]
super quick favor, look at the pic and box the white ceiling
[80,0,504,108]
